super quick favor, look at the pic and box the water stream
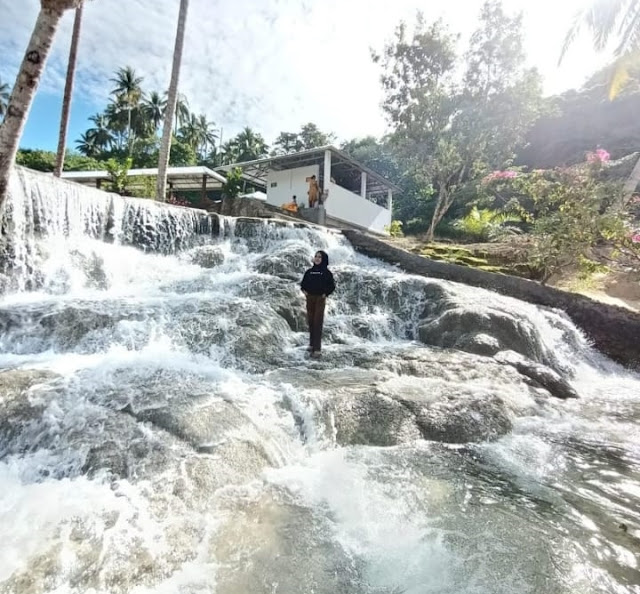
[0,168,638,594]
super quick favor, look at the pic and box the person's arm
[323,271,335,297]
[301,270,310,295]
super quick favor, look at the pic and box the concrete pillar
[201,174,207,202]
[361,172,367,199]
[324,149,332,190]
[387,189,393,213]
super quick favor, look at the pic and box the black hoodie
[300,251,335,297]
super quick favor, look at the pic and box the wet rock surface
[1,175,636,594]
[344,229,640,368]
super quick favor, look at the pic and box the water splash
[0,168,639,594]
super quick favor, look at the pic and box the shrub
[385,220,404,237]
[453,206,523,242]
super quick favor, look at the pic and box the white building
[217,146,399,235]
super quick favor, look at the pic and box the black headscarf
[314,250,329,269]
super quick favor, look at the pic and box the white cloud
[0,0,612,145]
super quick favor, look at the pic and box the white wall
[325,182,391,235]
[266,165,319,208]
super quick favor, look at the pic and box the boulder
[495,352,580,399]
[328,389,422,447]
[343,229,640,368]
[187,245,225,268]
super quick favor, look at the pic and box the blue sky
[1,0,608,153]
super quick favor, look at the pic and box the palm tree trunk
[54,1,84,177]
[127,106,132,154]
[0,2,76,208]
[157,0,189,202]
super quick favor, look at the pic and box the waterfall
[0,168,639,594]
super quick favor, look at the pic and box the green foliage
[16,149,103,172]
[168,138,197,166]
[374,1,543,239]
[72,67,217,168]
[16,149,56,172]
[223,167,244,199]
[272,123,335,156]
[385,220,404,237]
[129,176,157,199]
[483,164,627,282]
[220,127,269,164]
[105,157,133,194]
[453,206,522,242]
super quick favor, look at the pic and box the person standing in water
[300,250,335,358]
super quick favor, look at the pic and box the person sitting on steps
[300,250,335,358]
[282,195,298,213]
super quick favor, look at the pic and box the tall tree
[75,130,100,157]
[234,127,269,161]
[82,113,114,152]
[220,139,240,164]
[172,93,190,134]
[298,122,335,149]
[195,113,217,158]
[0,0,82,209]
[54,0,84,177]
[142,91,167,132]
[157,0,190,201]
[562,0,640,98]
[0,79,10,120]
[110,66,143,153]
[177,112,200,151]
[376,2,541,240]
[272,131,302,155]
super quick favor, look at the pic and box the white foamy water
[0,168,639,594]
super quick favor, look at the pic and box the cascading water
[0,168,639,594]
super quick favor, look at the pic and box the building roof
[60,166,226,190]
[216,145,402,194]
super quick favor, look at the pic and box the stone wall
[343,229,640,368]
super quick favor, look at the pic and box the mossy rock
[456,255,490,266]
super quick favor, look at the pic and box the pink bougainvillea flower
[482,170,518,184]
[587,148,610,163]
[632,233,640,244]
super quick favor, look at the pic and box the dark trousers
[306,294,326,352]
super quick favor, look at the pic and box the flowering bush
[481,170,519,185]
[586,148,610,164]
[167,195,193,208]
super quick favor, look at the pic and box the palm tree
[0,79,10,120]
[234,127,269,162]
[177,113,200,150]
[54,0,85,177]
[157,0,190,201]
[86,113,114,152]
[221,139,240,164]
[562,0,640,203]
[104,98,129,151]
[172,93,190,134]
[561,0,640,98]
[76,130,99,157]
[0,0,82,208]
[110,66,143,152]
[195,114,217,157]
[142,91,167,132]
